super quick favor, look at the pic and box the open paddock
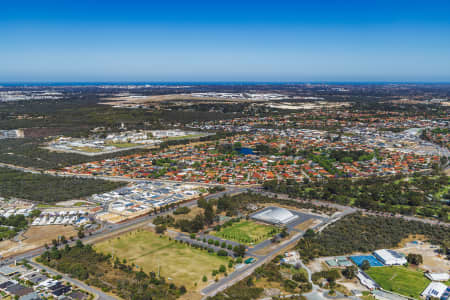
[94,229,230,292]
[0,225,77,257]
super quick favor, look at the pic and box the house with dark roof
[6,283,34,297]
[0,280,15,290]
[51,285,71,296]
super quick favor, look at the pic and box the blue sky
[1,0,450,82]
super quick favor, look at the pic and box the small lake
[239,147,255,155]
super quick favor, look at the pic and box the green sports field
[94,229,229,290]
[366,266,430,299]
[212,220,279,245]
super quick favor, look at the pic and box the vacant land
[366,266,430,299]
[94,229,229,291]
[0,225,77,257]
[295,218,322,231]
[172,206,204,222]
[105,142,141,148]
[212,220,279,245]
[397,241,450,273]
[101,93,250,106]
[39,241,181,300]
[0,167,125,202]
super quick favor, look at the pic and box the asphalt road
[0,181,447,299]
[200,206,355,299]
[0,187,250,297]
[201,230,306,297]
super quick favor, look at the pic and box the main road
[200,204,355,299]
[0,175,447,299]
[250,188,450,228]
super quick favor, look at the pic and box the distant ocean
[1,81,447,87]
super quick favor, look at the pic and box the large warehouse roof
[252,207,298,224]
[373,249,407,266]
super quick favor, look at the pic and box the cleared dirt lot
[101,94,250,107]
[0,225,77,257]
[295,218,322,231]
[397,242,450,273]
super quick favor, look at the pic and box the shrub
[155,225,166,234]
[173,206,191,215]
[292,272,308,282]
[361,260,371,271]
[217,250,228,257]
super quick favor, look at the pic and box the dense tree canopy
[0,167,124,203]
[296,213,449,262]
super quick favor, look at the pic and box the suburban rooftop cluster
[61,129,440,185]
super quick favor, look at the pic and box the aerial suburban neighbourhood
[0,82,448,300]
[1,1,450,300]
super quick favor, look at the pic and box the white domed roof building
[251,207,298,225]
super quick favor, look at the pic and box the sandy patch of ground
[54,200,97,207]
[337,278,369,293]
[295,218,323,231]
[179,291,203,300]
[398,235,427,247]
[0,225,77,257]
[251,243,281,256]
[101,94,252,107]
[96,212,127,224]
[267,101,350,110]
[397,242,450,273]
[307,257,331,273]
[444,168,450,176]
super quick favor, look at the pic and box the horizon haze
[1,0,450,82]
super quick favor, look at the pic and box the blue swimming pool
[239,147,255,155]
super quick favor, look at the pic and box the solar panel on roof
[387,249,404,258]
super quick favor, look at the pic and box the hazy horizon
[2,0,450,82]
